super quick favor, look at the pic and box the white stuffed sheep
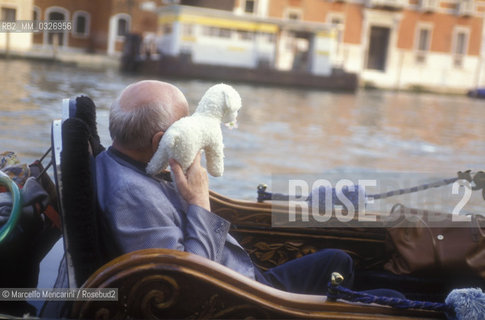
[146,83,241,177]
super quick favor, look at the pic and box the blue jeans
[256,249,404,298]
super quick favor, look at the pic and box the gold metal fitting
[331,272,344,286]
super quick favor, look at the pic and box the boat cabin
[156,5,336,76]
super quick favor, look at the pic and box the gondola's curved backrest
[51,96,107,288]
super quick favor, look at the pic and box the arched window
[117,16,129,37]
[73,11,90,37]
[45,6,69,47]
[33,6,41,22]
[244,0,256,13]
[1,7,16,21]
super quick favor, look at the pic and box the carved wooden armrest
[72,249,440,319]
[210,190,389,270]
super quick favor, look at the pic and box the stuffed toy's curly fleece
[445,288,485,320]
[146,83,242,177]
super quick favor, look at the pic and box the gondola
[1,96,484,319]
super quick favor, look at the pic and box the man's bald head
[109,80,189,150]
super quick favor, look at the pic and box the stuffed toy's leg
[146,138,171,175]
[205,143,224,177]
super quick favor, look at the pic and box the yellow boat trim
[227,46,247,52]
[317,50,330,56]
[159,13,278,33]
[159,14,178,25]
[181,35,197,42]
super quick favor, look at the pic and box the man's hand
[169,153,211,212]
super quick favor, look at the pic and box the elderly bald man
[105,80,210,212]
[96,80,404,297]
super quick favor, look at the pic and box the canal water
[0,59,484,298]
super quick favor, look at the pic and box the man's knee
[320,249,353,268]
[315,249,354,287]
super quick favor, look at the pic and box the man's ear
[151,131,164,153]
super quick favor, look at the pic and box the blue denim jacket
[96,148,256,279]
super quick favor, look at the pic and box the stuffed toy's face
[223,108,238,123]
[221,87,241,128]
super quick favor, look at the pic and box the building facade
[0,0,33,52]
[5,0,482,91]
[232,0,485,92]
[32,0,158,55]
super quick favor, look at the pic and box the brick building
[32,0,158,55]
[230,0,485,91]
